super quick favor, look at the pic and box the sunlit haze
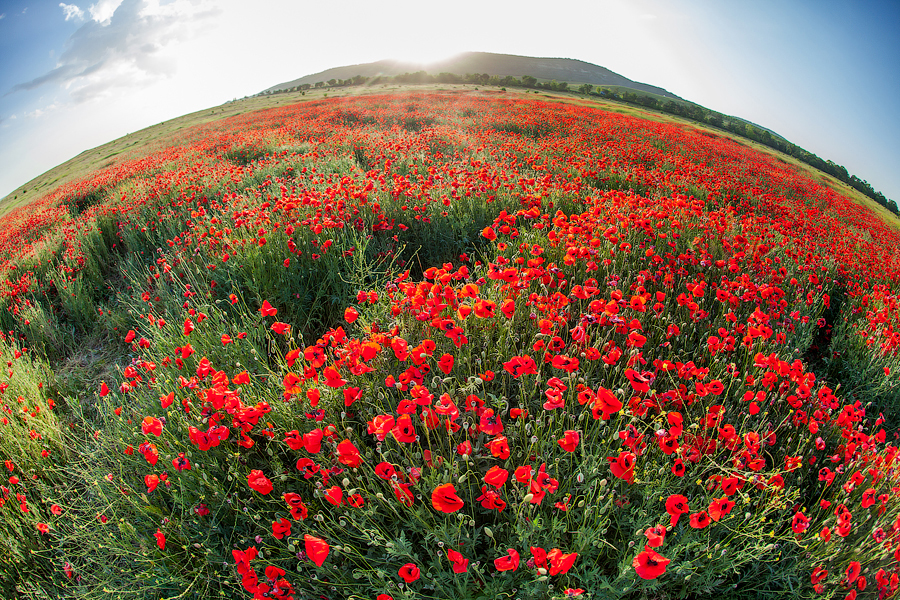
[1,0,898,204]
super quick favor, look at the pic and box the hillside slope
[262,51,681,99]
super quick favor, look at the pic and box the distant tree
[578,84,593,95]
[522,75,537,87]
[327,79,337,86]
[315,81,324,88]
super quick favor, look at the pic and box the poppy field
[2,90,900,600]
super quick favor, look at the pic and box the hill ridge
[261,50,682,100]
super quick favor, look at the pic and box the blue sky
[1,0,898,205]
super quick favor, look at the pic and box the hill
[262,51,682,100]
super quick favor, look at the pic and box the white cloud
[88,0,124,25]
[60,3,85,21]
[0,13,6,20]
[11,0,220,103]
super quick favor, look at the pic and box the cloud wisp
[9,0,220,103]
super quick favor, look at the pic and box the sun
[386,46,465,66]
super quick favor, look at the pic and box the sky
[1,0,899,204]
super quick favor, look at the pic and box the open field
[2,89,900,600]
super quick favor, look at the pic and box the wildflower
[548,548,577,575]
[141,416,163,436]
[689,511,710,529]
[792,511,810,535]
[487,435,510,459]
[154,528,165,550]
[447,548,469,573]
[665,494,690,526]
[633,545,670,579]
[260,301,277,317]
[336,439,362,468]
[398,562,420,583]
[644,525,666,547]
[494,548,520,572]
[305,534,329,567]
[708,497,735,522]
[558,430,580,452]
[432,483,464,513]
[607,451,636,483]
[248,470,273,495]
[484,466,509,488]
[272,518,291,539]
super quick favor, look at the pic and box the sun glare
[387,47,464,66]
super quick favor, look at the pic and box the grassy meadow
[1,88,900,600]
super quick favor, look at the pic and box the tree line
[260,73,897,214]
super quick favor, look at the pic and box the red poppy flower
[432,483,464,513]
[846,561,861,584]
[344,306,359,323]
[100,382,110,397]
[689,511,710,529]
[501,298,515,319]
[303,428,324,453]
[447,548,469,573]
[708,497,735,522]
[548,548,578,575]
[141,416,163,437]
[633,545,670,579]
[232,371,250,385]
[607,451,635,484]
[592,387,622,420]
[484,466,509,488]
[558,430,580,452]
[437,353,454,375]
[271,321,290,335]
[503,355,537,378]
[324,485,343,506]
[398,562,420,583]
[487,435,510,459]
[272,517,291,539]
[494,548,520,572]
[392,414,417,443]
[145,474,159,493]
[284,493,308,520]
[477,486,507,511]
[479,408,504,435]
[336,439,362,468]
[665,494,690,526]
[811,566,828,585]
[154,528,165,550]
[644,525,666,547]
[305,534,329,567]
[322,366,346,388]
[232,546,258,575]
[343,386,362,407]
[260,301,277,317]
[172,452,191,471]
[248,469,273,495]
[183,318,195,336]
[792,511,810,535]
